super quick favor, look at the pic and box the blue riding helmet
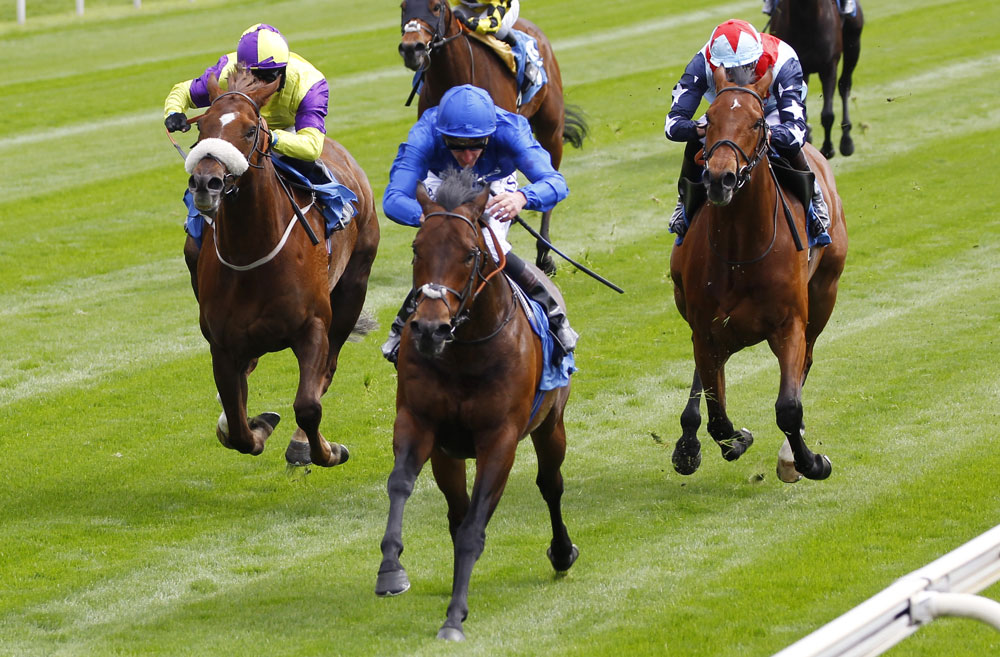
[435,85,497,138]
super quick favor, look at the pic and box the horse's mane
[434,168,485,211]
[226,64,272,96]
[724,65,756,87]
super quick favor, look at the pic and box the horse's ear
[249,77,281,109]
[207,75,221,102]
[754,67,774,98]
[473,184,490,214]
[415,182,436,213]
[713,65,732,91]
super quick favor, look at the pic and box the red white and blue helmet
[707,19,764,69]
[435,85,498,138]
[237,24,289,70]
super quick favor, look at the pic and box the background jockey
[163,24,345,277]
[381,84,576,363]
[453,0,520,45]
[664,19,831,246]
[762,0,856,15]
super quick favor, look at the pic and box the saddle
[461,26,517,76]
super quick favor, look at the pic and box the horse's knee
[293,398,322,431]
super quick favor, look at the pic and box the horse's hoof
[437,625,466,642]
[375,569,410,597]
[547,543,579,573]
[338,444,350,465]
[840,137,855,157]
[720,428,754,462]
[672,443,702,475]
[800,454,832,481]
[776,459,802,484]
[822,145,835,160]
[285,440,312,466]
[258,412,281,430]
[536,253,557,277]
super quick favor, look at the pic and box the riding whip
[513,216,625,294]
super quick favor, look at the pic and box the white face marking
[419,284,447,300]
[730,98,742,110]
[219,112,237,127]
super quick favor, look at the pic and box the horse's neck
[215,163,285,250]
[456,262,512,342]
[711,166,778,253]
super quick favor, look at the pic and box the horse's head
[408,169,491,358]
[702,66,772,206]
[185,66,280,216]
[399,0,451,71]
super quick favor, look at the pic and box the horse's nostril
[207,177,224,192]
[722,172,737,189]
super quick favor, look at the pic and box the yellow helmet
[237,24,289,70]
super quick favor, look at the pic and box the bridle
[701,86,770,192]
[204,90,270,197]
[413,209,514,343]
[701,85,806,265]
[401,0,476,103]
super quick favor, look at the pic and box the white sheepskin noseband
[185,137,250,176]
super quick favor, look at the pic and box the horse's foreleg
[376,411,434,598]
[672,369,705,475]
[838,14,863,157]
[290,318,346,468]
[535,209,556,276]
[696,340,754,463]
[431,450,470,542]
[769,325,831,482]
[184,235,200,301]
[438,431,518,642]
[530,389,578,572]
[819,64,838,159]
[211,345,274,455]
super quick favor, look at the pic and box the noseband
[200,90,270,196]
[414,209,511,341]
[702,87,770,191]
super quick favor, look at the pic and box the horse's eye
[245,126,257,140]
[464,251,476,265]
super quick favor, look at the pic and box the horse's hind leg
[529,102,565,276]
[530,390,578,572]
[838,10,863,156]
[696,342,754,463]
[818,63,839,159]
[672,369,705,475]
[290,318,347,468]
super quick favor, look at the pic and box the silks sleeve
[163,80,195,118]
[272,127,325,161]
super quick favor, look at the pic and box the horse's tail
[562,104,589,149]
[348,310,379,342]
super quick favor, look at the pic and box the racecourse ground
[2,0,999,655]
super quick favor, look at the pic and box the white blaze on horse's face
[219,112,237,127]
[730,97,742,110]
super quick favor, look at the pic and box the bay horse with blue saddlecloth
[670,66,847,483]
[398,0,588,274]
[184,66,379,467]
[374,169,577,642]
[768,0,863,158]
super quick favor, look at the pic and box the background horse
[398,0,589,273]
[184,67,379,468]
[669,67,847,483]
[769,0,863,158]
[374,169,577,641]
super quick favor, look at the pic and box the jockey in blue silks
[664,19,832,247]
[381,84,576,363]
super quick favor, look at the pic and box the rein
[415,209,514,343]
[702,86,803,264]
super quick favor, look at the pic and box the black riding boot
[504,252,578,356]
[669,138,707,239]
[381,288,418,365]
[787,149,831,245]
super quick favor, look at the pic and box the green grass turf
[2,0,999,654]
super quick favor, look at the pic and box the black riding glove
[165,112,190,133]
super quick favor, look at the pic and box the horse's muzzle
[189,171,224,214]
[409,316,453,358]
[399,41,429,72]
[705,170,737,206]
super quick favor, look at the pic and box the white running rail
[773,524,1000,657]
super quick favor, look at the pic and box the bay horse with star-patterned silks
[398,0,588,274]
[669,67,847,483]
[374,169,577,642]
[184,66,379,468]
[768,0,863,158]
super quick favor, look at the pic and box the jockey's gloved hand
[165,112,190,133]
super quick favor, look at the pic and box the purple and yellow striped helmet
[237,24,289,70]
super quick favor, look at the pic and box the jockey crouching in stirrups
[381,84,577,364]
[664,19,831,247]
[164,23,351,295]
[451,0,544,95]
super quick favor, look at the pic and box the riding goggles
[251,66,285,83]
[444,136,489,151]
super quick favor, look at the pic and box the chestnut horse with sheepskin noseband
[374,169,577,642]
[398,0,588,275]
[184,66,379,468]
[669,66,847,483]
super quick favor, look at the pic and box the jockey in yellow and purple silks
[164,24,352,268]
[452,0,520,42]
